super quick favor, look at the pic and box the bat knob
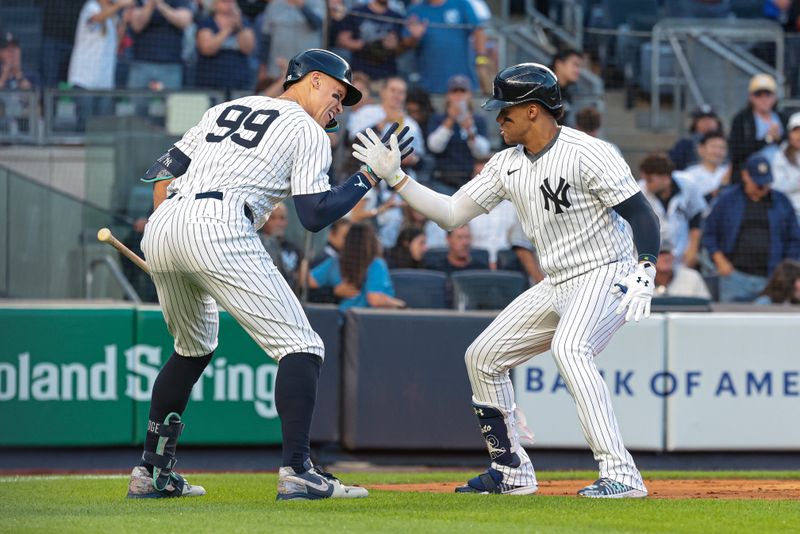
[97,228,112,242]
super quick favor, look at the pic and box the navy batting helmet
[481,63,563,114]
[284,49,362,107]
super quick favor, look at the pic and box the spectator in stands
[0,34,34,90]
[639,153,706,267]
[702,153,800,302]
[311,218,351,268]
[326,0,349,57]
[336,0,404,81]
[755,258,800,304]
[427,75,491,194]
[509,223,545,284]
[405,86,434,139]
[668,105,723,171]
[255,56,289,97]
[259,0,324,79]
[574,105,622,153]
[237,0,266,22]
[654,239,711,299]
[38,0,85,88]
[729,73,788,183]
[68,0,130,130]
[770,111,800,221]
[467,158,518,269]
[550,48,582,125]
[763,0,800,95]
[347,76,424,183]
[195,0,256,89]
[386,227,428,268]
[259,202,304,290]
[424,225,489,273]
[128,0,193,90]
[675,130,730,201]
[402,0,487,94]
[310,222,406,310]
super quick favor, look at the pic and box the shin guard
[142,412,185,491]
[472,403,520,468]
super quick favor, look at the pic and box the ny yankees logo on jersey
[540,177,571,214]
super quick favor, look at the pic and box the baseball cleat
[126,466,206,499]
[276,459,368,501]
[577,478,647,498]
[454,467,538,495]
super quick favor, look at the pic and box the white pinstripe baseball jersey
[140,95,331,361]
[167,96,332,227]
[461,127,640,284]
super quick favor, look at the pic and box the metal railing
[86,256,141,303]
[650,18,785,130]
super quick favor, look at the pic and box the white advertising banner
[513,316,666,451]
[666,314,800,451]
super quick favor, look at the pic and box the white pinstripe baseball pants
[465,261,645,491]
[141,193,324,360]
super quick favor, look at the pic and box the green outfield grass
[1,471,799,534]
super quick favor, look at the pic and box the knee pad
[472,403,520,468]
[142,412,184,491]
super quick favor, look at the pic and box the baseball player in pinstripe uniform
[125,49,413,501]
[353,63,660,498]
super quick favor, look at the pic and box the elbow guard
[141,146,191,183]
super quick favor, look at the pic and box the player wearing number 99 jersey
[126,50,411,501]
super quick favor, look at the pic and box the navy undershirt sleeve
[293,171,374,232]
[612,192,661,264]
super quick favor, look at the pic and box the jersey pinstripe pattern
[462,127,639,285]
[458,127,645,491]
[140,96,328,361]
[169,96,332,228]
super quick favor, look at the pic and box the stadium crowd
[2,0,800,307]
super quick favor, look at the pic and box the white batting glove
[611,262,656,322]
[352,128,406,188]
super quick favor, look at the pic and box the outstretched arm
[293,171,377,232]
[352,128,487,229]
[394,178,485,230]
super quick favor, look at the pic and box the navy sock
[141,351,213,472]
[276,352,322,473]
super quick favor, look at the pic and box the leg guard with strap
[142,412,185,492]
[472,403,520,468]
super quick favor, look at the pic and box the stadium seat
[389,269,449,309]
[451,270,529,311]
[422,247,490,268]
[702,274,720,302]
[496,248,523,272]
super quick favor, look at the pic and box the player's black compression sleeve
[612,191,661,264]
[141,146,191,183]
[293,171,374,232]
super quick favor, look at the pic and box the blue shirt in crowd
[195,16,253,90]
[702,184,800,277]
[338,5,404,80]
[403,0,481,94]
[310,257,395,310]
[132,0,191,64]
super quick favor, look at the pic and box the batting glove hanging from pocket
[611,262,656,322]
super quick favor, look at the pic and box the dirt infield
[370,479,800,499]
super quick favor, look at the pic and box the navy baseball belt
[167,191,254,223]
